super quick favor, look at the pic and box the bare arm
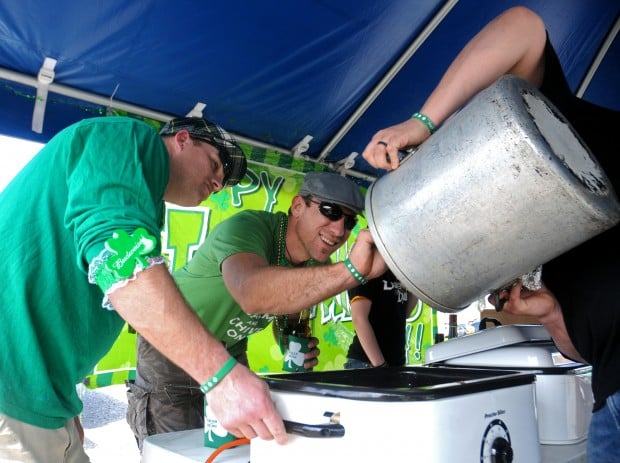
[109,264,288,443]
[363,6,548,170]
[499,282,586,363]
[222,228,386,315]
[350,296,385,367]
[224,254,358,314]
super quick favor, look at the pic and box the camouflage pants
[126,334,248,451]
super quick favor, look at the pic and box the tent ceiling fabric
[0,0,618,181]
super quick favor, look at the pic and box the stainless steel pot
[366,75,620,312]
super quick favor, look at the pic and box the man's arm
[362,6,548,170]
[350,296,385,367]
[222,229,386,315]
[109,264,288,444]
[500,282,586,364]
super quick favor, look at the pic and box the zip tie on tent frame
[32,57,57,133]
[186,102,207,118]
[291,135,313,158]
[106,83,121,116]
[337,151,359,171]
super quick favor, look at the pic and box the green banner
[85,153,437,387]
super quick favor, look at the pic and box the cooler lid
[440,344,582,369]
[263,366,536,401]
[424,324,551,364]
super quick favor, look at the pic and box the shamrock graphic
[205,404,231,444]
[285,340,305,369]
[104,228,157,279]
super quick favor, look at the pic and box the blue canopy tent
[0,0,618,182]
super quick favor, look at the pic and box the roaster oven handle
[283,420,345,438]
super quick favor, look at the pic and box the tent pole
[315,0,460,163]
[0,66,175,122]
[0,66,376,182]
[576,15,619,98]
[0,66,290,155]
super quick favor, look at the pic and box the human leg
[0,413,89,463]
[588,389,620,463]
[126,334,203,451]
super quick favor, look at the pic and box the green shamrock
[104,228,157,279]
[209,189,231,211]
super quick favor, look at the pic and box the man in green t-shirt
[127,171,387,449]
[0,115,313,461]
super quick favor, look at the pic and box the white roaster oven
[253,365,541,462]
[424,324,593,463]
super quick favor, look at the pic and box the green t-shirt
[174,210,287,358]
[0,117,168,428]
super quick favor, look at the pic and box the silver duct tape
[519,265,543,291]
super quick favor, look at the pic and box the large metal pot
[366,75,620,312]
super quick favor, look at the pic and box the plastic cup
[204,398,236,448]
[282,334,311,372]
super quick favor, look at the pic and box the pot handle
[283,419,345,438]
[397,146,417,164]
[479,317,502,330]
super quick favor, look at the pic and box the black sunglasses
[307,199,358,231]
[192,136,240,186]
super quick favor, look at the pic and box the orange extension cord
[205,437,251,463]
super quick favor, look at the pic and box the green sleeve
[59,118,168,270]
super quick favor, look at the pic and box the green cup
[282,334,311,372]
[204,398,236,448]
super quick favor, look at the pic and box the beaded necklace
[275,214,288,268]
[274,214,309,333]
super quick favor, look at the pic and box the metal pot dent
[366,75,620,312]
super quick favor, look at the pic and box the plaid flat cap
[160,117,247,187]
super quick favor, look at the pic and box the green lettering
[163,206,210,270]
[259,171,285,212]
[231,168,260,208]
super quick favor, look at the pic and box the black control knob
[491,437,513,463]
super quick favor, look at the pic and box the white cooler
[142,428,249,463]
[425,324,593,461]
[254,366,541,463]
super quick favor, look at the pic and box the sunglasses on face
[193,136,244,187]
[307,199,358,231]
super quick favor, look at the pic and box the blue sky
[0,135,42,191]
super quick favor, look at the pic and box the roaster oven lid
[263,366,535,402]
[424,325,551,364]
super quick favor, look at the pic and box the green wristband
[411,111,436,134]
[200,357,238,394]
[344,258,367,285]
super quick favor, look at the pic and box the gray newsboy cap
[299,172,365,214]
